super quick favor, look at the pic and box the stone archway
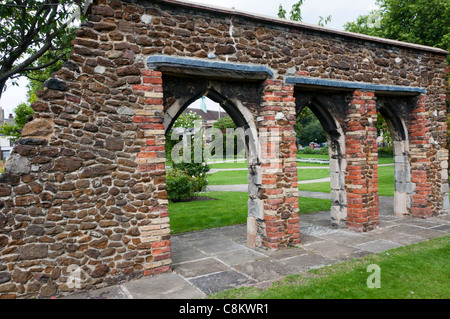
[294,91,348,228]
[161,77,264,247]
[0,0,447,299]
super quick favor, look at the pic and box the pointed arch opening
[295,92,347,228]
[376,98,413,217]
[163,80,263,248]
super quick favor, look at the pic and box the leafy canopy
[278,0,332,26]
[0,102,34,142]
[0,0,84,98]
[344,0,449,54]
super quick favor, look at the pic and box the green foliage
[166,111,203,165]
[212,115,240,159]
[344,0,450,55]
[166,169,194,202]
[318,15,332,27]
[0,1,85,97]
[278,0,332,25]
[172,162,209,192]
[375,113,392,146]
[289,0,304,22]
[166,111,211,198]
[212,115,237,131]
[277,4,287,19]
[0,102,34,142]
[295,108,327,147]
[379,146,394,157]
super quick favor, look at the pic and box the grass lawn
[209,156,394,170]
[210,235,450,299]
[208,169,331,185]
[299,164,395,196]
[168,192,331,234]
[297,154,329,160]
[209,160,330,169]
[207,170,248,185]
[209,161,248,169]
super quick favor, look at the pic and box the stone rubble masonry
[0,0,447,298]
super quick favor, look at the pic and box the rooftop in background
[187,107,226,123]
[0,106,14,125]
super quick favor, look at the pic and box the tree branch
[22,53,65,72]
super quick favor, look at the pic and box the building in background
[0,106,14,160]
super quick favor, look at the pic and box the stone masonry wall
[0,0,447,298]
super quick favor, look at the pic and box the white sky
[0,0,377,116]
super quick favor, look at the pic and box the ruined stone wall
[0,0,447,298]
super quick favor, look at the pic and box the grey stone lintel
[147,55,274,81]
[286,76,427,95]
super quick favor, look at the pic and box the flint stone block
[19,244,48,260]
[53,157,84,172]
[105,136,124,151]
[80,165,108,178]
[118,106,135,116]
[21,118,54,139]
[0,272,11,284]
[43,79,68,91]
[5,154,30,176]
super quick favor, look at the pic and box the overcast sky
[0,0,377,116]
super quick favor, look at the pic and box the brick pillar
[345,91,379,232]
[409,94,433,218]
[259,79,300,249]
[133,69,172,275]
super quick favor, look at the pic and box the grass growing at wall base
[168,192,331,234]
[210,235,450,299]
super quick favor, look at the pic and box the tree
[344,0,450,157]
[166,111,210,194]
[294,107,327,147]
[0,0,84,100]
[278,0,332,26]
[344,0,449,55]
[0,102,34,142]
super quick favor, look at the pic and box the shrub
[319,145,329,155]
[166,169,194,202]
[302,146,314,154]
[172,161,210,192]
[379,146,394,157]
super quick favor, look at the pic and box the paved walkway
[63,193,449,299]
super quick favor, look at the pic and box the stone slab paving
[62,192,449,299]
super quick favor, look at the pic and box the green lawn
[299,165,395,196]
[211,235,450,299]
[297,169,330,181]
[207,170,248,185]
[209,160,330,169]
[209,161,248,170]
[208,169,331,185]
[208,156,394,170]
[168,192,331,234]
[299,182,331,193]
[297,154,329,160]
[169,192,248,234]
